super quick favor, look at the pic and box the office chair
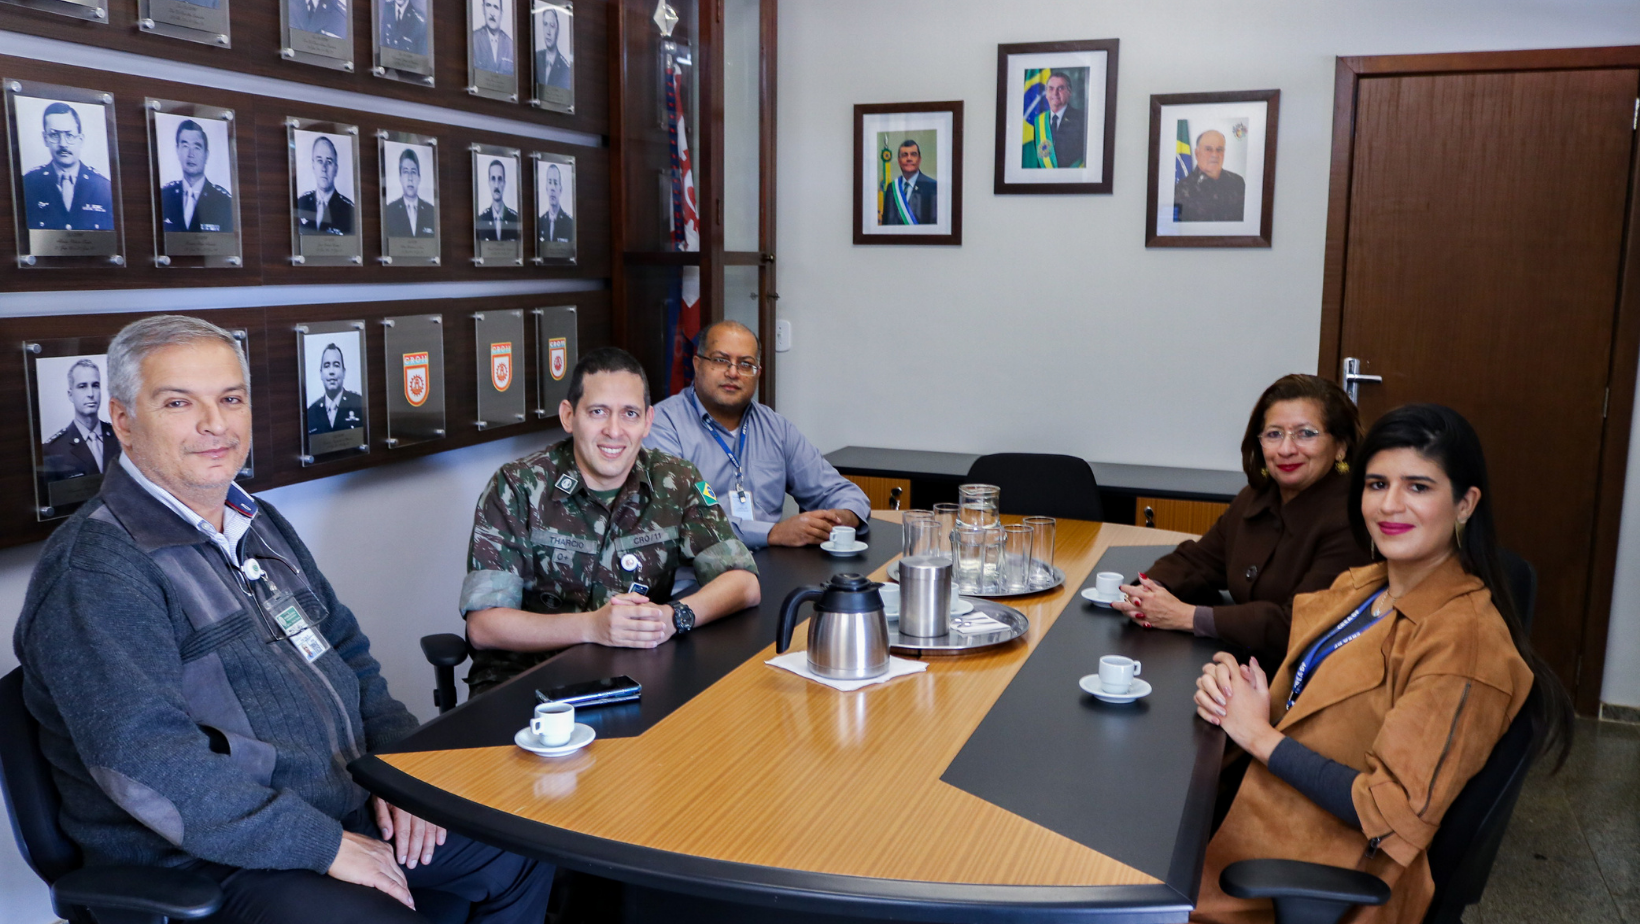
[1220,556,1543,924]
[423,633,471,714]
[965,453,1104,522]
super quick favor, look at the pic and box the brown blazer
[1145,468,1369,661]
[1192,559,1534,924]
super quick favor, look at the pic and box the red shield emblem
[549,337,568,381]
[403,351,430,407]
[491,342,513,392]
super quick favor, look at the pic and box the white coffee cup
[830,526,856,548]
[1099,655,1141,693]
[530,702,575,746]
[1095,572,1124,597]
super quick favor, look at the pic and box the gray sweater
[13,464,420,873]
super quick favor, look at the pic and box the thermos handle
[776,584,825,654]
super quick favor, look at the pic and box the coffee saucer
[515,723,596,757]
[1080,587,1126,609]
[820,540,868,556]
[1078,675,1152,704]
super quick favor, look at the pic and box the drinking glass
[1023,516,1056,587]
[952,524,992,593]
[957,484,1000,529]
[1001,524,1033,591]
[901,511,939,559]
[931,503,958,559]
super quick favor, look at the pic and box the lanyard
[691,391,747,489]
[1286,588,1390,710]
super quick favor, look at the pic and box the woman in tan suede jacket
[1190,405,1572,924]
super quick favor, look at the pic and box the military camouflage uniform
[460,438,758,693]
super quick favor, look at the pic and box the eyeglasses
[699,355,760,375]
[43,130,81,143]
[1258,427,1325,446]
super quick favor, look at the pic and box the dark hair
[320,343,345,365]
[1240,374,1362,490]
[897,139,921,155]
[42,101,82,134]
[174,119,208,150]
[311,136,338,159]
[566,347,649,409]
[488,159,506,177]
[1349,404,1573,769]
[397,148,420,170]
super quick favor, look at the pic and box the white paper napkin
[765,651,927,691]
[951,614,1010,636]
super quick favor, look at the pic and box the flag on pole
[662,46,701,396]
[1174,119,1194,182]
[1021,68,1056,169]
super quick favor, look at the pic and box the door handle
[1342,357,1382,404]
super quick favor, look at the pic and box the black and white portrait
[290,0,348,39]
[11,95,116,233]
[383,140,438,239]
[535,155,575,262]
[34,353,120,485]
[379,0,429,56]
[474,152,521,241]
[293,129,357,237]
[302,330,366,436]
[532,2,573,109]
[154,112,234,234]
[470,0,515,75]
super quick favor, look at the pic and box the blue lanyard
[1286,588,1390,710]
[690,391,746,488]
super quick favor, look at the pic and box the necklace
[1371,590,1397,618]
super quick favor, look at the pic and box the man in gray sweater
[14,315,554,923]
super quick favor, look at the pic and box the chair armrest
[53,864,223,920]
[421,633,470,668]
[1221,858,1391,905]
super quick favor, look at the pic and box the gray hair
[108,315,249,410]
[66,357,101,386]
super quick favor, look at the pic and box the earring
[1260,467,1269,478]
[1369,537,1376,560]
[1455,520,1467,550]
[1335,459,1350,474]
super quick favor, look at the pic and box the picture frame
[474,308,525,430]
[468,0,519,103]
[472,143,523,266]
[1,0,106,21]
[4,79,126,269]
[382,313,446,448]
[993,39,1119,195]
[529,1,574,113]
[378,129,441,266]
[146,98,244,268]
[853,101,963,246]
[287,117,363,266]
[23,337,116,521]
[297,319,370,464]
[281,0,353,71]
[374,0,436,86]
[531,150,575,265]
[534,304,576,416]
[1145,89,1279,248]
[139,0,231,47]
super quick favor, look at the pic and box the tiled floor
[1464,718,1640,924]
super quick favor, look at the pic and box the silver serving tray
[886,599,1029,656]
[885,561,1066,598]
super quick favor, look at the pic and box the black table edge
[1164,720,1225,905]
[349,756,1195,922]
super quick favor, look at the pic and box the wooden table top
[375,515,1199,893]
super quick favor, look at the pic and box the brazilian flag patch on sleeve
[696,481,719,506]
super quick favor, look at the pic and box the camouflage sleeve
[677,466,759,586]
[459,467,534,614]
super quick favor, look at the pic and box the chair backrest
[964,454,1104,522]
[0,667,82,885]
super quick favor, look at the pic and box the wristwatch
[671,600,696,635]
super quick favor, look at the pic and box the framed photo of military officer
[853,101,962,246]
[282,0,353,71]
[297,320,370,464]
[994,40,1119,195]
[532,151,574,265]
[139,0,231,47]
[146,99,242,268]
[474,308,525,429]
[1146,89,1279,248]
[24,338,116,520]
[529,1,573,113]
[378,130,440,265]
[533,304,575,417]
[288,119,363,266]
[5,80,125,268]
[374,0,435,86]
[468,0,518,102]
[472,144,523,265]
[382,313,446,447]
[1,0,105,21]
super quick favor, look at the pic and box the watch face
[675,603,695,631]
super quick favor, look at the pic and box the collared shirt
[487,29,501,62]
[323,391,342,426]
[899,172,919,199]
[181,175,206,226]
[314,187,334,225]
[545,206,561,238]
[74,419,104,472]
[117,454,257,566]
[54,162,81,209]
[403,197,420,234]
[644,387,871,549]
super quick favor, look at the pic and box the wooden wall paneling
[0,0,610,137]
[842,475,911,511]
[1132,497,1228,534]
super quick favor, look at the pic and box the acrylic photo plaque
[288,118,364,267]
[474,309,525,429]
[382,314,446,448]
[282,0,354,72]
[533,304,575,416]
[147,99,244,268]
[374,0,435,85]
[468,0,519,102]
[378,130,441,265]
[529,1,573,113]
[297,320,370,463]
[5,79,125,268]
[472,144,523,266]
[531,151,576,265]
[140,0,232,48]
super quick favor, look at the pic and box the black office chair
[423,633,471,714]
[965,453,1104,521]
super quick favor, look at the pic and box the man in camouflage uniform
[461,347,761,694]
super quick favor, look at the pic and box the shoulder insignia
[696,481,718,506]
[212,183,232,196]
[338,193,355,206]
[48,425,71,441]
[162,180,181,190]
[555,472,579,494]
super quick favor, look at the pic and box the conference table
[349,514,1230,923]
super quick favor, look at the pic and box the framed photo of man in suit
[287,118,363,266]
[25,339,118,519]
[472,144,523,265]
[297,320,370,463]
[374,0,435,86]
[138,0,231,47]
[532,151,574,265]
[853,101,962,246]
[468,0,519,102]
[995,40,1118,195]
[281,0,353,71]
[529,1,573,113]
[5,80,125,267]
[1145,90,1280,248]
[146,99,242,268]
[378,130,441,264]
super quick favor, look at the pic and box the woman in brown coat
[1190,404,1572,924]
[1119,375,1372,665]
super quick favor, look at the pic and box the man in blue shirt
[646,321,870,548]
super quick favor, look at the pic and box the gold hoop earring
[1455,520,1466,550]
[1334,460,1350,474]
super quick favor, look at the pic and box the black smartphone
[540,675,642,707]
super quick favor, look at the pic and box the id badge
[267,593,330,663]
[729,488,754,520]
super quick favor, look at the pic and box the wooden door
[1329,64,1639,702]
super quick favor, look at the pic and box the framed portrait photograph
[282,0,352,71]
[854,101,962,246]
[1,0,106,21]
[139,0,231,47]
[1146,89,1280,248]
[287,118,363,266]
[472,144,523,265]
[146,99,242,268]
[24,339,116,519]
[378,130,440,265]
[5,80,125,268]
[468,0,519,102]
[530,1,573,113]
[994,39,1119,195]
[532,151,574,265]
[374,0,434,86]
[297,320,370,463]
